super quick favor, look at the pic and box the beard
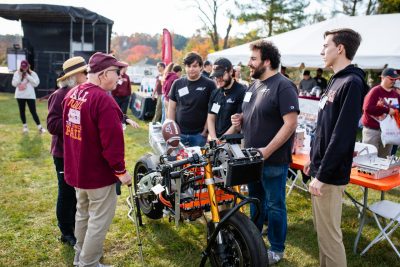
[250,64,266,79]
[221,76,232,88]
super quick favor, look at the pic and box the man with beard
[168,52,216,147]
[231,40,299,265]
[303,29,368,267]
[207,57,245,140]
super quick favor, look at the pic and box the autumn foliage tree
[182,33,214,60]
[125,45,154,63]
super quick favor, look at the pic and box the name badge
[243,92,252,102]
[319,95,328,110]
[211,103,221,114]
[178,87,189,97]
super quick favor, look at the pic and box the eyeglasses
[105,68,121,76]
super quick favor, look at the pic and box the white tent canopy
[208,14,400,69]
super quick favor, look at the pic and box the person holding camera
[12,60,46,134]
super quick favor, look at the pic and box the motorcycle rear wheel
[134,159,164,219]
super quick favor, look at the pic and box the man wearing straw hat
[63,52,132,267]
[47,56,88,247]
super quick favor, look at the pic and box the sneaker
[268,250,284,265]
[39,127,46,134]
[60,235,76,247]
[22,127,29,134]
[73,250,80,266]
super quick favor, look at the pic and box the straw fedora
[57,56,87,82]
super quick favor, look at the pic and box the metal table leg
[353,187,368,254]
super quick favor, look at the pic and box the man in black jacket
[304,28,368,267]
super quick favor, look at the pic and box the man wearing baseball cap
[62,52,131,267]
[361,67,400,157]
[207,57,246,140]
[47,56,88,247]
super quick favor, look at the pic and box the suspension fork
[202,150,226,257]
[204,157,220,223]
[232,185,244,212]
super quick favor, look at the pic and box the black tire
[133,156,164,220]
[208,210,268,267]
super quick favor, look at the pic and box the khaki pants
[362,127,392,158]
[74,184,117,267]
[312,183,347,267]
[152,95,162,123]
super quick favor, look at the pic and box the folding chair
[360,200,400,258]
[286,168,309,196]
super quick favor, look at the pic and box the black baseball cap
[382,68,400,79]
[210,58,232,78]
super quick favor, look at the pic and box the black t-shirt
[314,76,327,90]
[169,76,216,134]
[202,71,210,78]
[242,73,299,164]
[208,80,246,138]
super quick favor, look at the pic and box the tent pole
[69,15,75,57]
[106,24,109,54]
[81,19,85,51]
[92,19,98,51]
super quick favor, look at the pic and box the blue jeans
[248,163,288,253]
[180,133,206,147]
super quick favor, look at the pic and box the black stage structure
[0,4,113,96]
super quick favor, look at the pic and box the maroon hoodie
[361,85,400,129]
[62,82,126,189]
[162,72,179,101]
[112,73,131,97]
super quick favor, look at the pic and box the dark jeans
[53,157,76,237]
[248,163,288,253]
[391,145,398,155]
[113,95,130,115]
[16,98,41,125]
[180,133,206,147]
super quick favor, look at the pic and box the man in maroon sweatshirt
[63,52,131,267]
[361,68,400,157]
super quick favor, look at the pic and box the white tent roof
[208,14,400,69]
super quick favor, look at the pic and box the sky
[0,0,330,37]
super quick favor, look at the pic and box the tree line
[1,0,398,66]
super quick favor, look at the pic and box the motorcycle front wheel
[207,210,268,267]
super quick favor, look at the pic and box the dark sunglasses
[105,68,121,76]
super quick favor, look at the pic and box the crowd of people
[12,25,400,267]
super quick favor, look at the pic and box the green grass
[0,92,399,266]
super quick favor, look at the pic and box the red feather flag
[162,28,173,65]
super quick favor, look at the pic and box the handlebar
[162,153,201,170]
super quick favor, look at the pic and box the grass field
[0,92,399,267]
